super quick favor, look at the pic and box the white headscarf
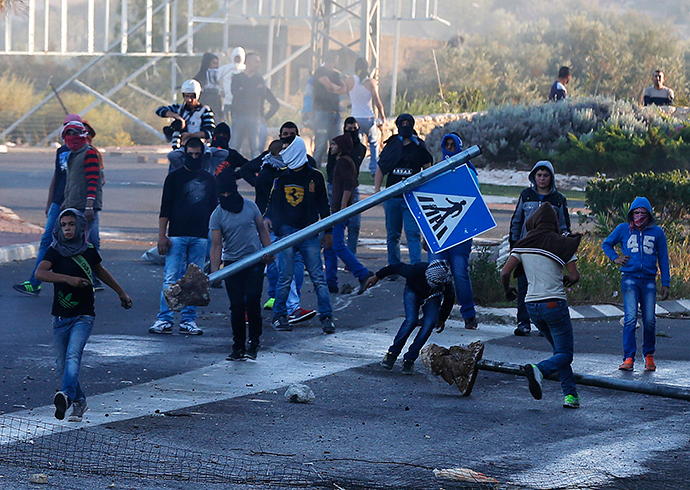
[280,136,308,170]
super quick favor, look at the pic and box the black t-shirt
[385,142,433,188]
[313,66,343,112]
[44,245,101,318]
[160,167,217,238]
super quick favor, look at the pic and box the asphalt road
[0,149,689,490]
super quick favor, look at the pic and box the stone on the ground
[29,473,48,484]
[420,341,484,395]
[284,384,315,403]
[163,263,210,311]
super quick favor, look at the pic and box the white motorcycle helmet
[180,79,202,99]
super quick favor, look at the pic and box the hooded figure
[377,114,429,176]
[218,47,247,110]
[513,203,581,267]
[195,53,223,119]
[441,133,477,177]
[51,208,89,257]
[211,122,232,150]
[332,134,353,155]
[217,172,244,214]
[61,121,89,152]
[280,136,309,170]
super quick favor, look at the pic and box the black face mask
[398,125,414,139]
[213,135,230,150]
[281,134,296,145]
[184,153,203,172]
[345,129,360,144]
[219,193,244,213]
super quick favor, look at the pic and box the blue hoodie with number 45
[602,196,670,287]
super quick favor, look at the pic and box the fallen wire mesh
[0,414,684,489]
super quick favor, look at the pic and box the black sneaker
[13,281,41,297]
[524,364,543,400]
[92,277,105,292]
[401,360,414,375]
[381,352,397,370]
[272,316,292,331]
[321,318,336,334]
[514,324,531,336]
[245,344,259,360]
[328,284,339,294]
[53,391,70,420]
[358,271,375,295]
[227,350,245,361]
[464,316,478,330]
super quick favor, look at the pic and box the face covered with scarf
[184,138,205,172]
[52,208,89,257]
[631,207,650,230]
[217,174,244,213]
[395,113,415,140]
[61,121,89,151]
[280,136,308,170]
[425,260,453,289]
[211,122,231,150]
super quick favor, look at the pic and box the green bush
[469,248,506,306]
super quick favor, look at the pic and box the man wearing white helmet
[156,79,216,149]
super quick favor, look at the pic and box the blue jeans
[53,314,94,403]
[29,202,62,287]
[324,220,370,288]
[87,210,100,252]
[384,197,421,265]
[313,110,341,167]
[431,239,476,319]
[231,115,261,158]
[388,286,442,362]
[621,276,657,359]
[158,236,208,323]
[274,226,332,321]
[326,183,361,255]
[266,232,303,315]
[526,300,577,397]
[356,116,379,176]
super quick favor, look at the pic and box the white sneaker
[179,320,203,335]
[148,320,173,334]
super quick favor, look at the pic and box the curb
[0,242,40,265]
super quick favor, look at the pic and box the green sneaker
[263,298,275,310]
[13,281,41,297]
[563,394,580,409]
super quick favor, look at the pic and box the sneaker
[53,391,70,420]
[245,344,259,360]
[328,284,339,294]
[524,364,543,400]
[644,355,656,371]
[464,316,478,330]
[563,394,580,409]
[92,277,105,292]
[358,272,375,295]
[381,352,397,370]
[179,320,203,335]
[13,281,41,297]
[226,349,245,361]
[514,324,531,336]
[263,298,275,310]
[148,320,173,334]
[401,360,414,375]
[321,317,336,334]
[272,316,292,331]
[288,308,317,325]
[619,357,634,371]
[68,401,88,422]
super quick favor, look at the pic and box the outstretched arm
[94,263,132,308]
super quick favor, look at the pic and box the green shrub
[469,248,506,306]
[394,89,487,116]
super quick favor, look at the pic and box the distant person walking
[217,47,246,122]
[549,66,571,102]
[642,70,674,106]
[602,197,670,372]
[231,52,279,158]
[194,52,223,122]
[312,50,347,167]
[345,57,386,178]
[35,208,132,422]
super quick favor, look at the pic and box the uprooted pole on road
[163,145,483,310]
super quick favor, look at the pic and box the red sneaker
[618,358,634,371]
[288,308,317,325]
[644,355,656,371]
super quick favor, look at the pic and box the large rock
[284,384,315,403]
[420,341,484,396]
[163,263,210,311]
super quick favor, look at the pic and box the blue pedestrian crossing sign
[404,164,496,254]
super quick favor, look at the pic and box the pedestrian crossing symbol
[404,164,496,254]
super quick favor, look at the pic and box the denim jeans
[324,220,370,288]
[158,236,208,323]
[326,183,361,255]
[431,239,476,319]
[266,232,303,315]
[313,110,341,167]
[53,314,94,403]
[274,225,332,321]
[355,116,379,176]
[388,286,442,362]
[231,115,261,158]
[225,261,264,351]
[29,202,62,287]
[86,210,100,251]
[384,197,421,265]
[621,276,657,359]
[525,300,577,397]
